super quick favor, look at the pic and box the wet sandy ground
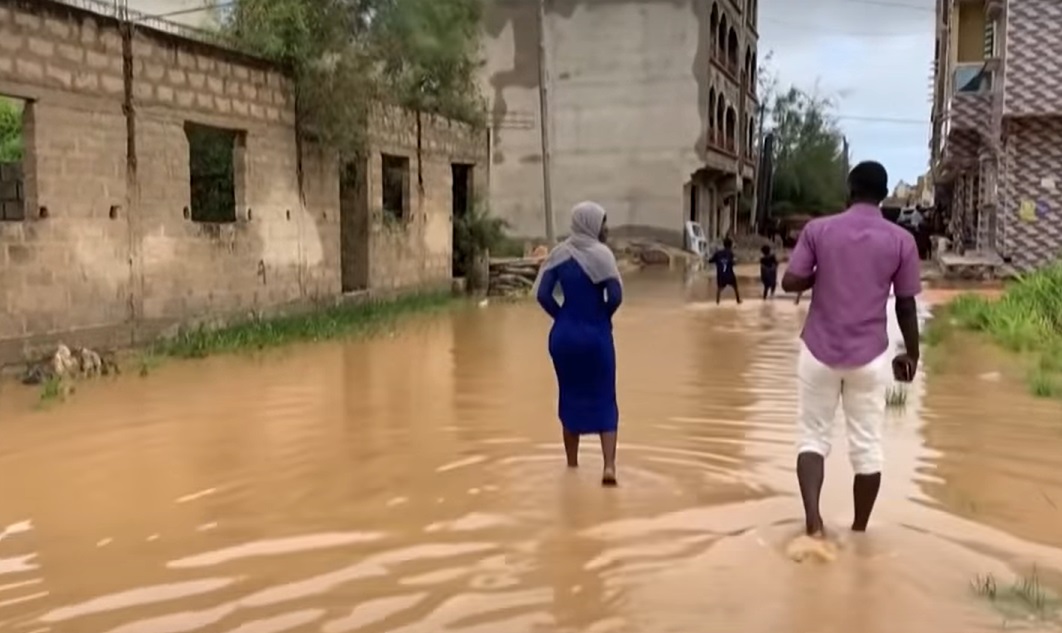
[0,271,1059,632]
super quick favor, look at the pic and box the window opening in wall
[727,27,739,73]
[382,154,410,221]
[185,122,243,223]
[0,96,30,222]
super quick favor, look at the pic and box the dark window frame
[185,121,245,224]
[381,153,411,221]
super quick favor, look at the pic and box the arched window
[748,116,756,153]
[716,97,726,146]
[725,107,736,150]
[708,88,717,134]
[709,3,719,50]
[727,27,739,71]
[744,46,751,81]
[751,51,758,93]
[718,14,728,56]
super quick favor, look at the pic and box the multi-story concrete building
[482,0,760,245]
[930,0,1062,273]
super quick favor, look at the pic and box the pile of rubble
[488,258,543,297]
[486,239,703,297]
[21,344,119,385]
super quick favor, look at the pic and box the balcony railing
[707,131,738,155]
[953,62,990,95]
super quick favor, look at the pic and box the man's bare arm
[782,270,814,293]
[894,296,919,360]
[783,225,816,294]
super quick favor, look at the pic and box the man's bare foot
[602,467,617,487]
[786,532,837,563]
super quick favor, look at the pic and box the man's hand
[891,353,918,382]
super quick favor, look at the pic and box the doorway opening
[688,181,699,223]
[340,156,370,292]
[451,163,474,277]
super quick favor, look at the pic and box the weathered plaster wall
[482,0,756,242]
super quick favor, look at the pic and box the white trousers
[797,343,888,474]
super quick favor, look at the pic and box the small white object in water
[979,371,1002,382]
[478,299,489,308]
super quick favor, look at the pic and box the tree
[0,99,22,163]
[222,0,486,155]
[758,53,848,217]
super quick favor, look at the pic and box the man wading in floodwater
[781,161,921,550]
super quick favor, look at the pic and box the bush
[453,202,517,274]
[944,262,1062,398]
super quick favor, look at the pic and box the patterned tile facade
[950,92,992,137]
[933,0,1062,272]
[1000,119,1062,272]
[1003,0,1062,116]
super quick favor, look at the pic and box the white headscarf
[534,201,622,290]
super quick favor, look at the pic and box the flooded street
[1,271,1062,633]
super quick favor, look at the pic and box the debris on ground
[611,239,699,269]
[488,258,542,297]
[21,344,120,385]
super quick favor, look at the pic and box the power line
[759,16,923,37]
[835,114,928,124]
[140,1,233,20]
[840,0,933,11]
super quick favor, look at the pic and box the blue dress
[536,259,623,434]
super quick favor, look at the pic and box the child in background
[760,244,778,300]
[708,238,741,304]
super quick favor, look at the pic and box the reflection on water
[0,272,1060,632]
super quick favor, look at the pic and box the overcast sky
[759,0,935,185]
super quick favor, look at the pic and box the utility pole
[536,0,556,244]
[751,102,766,230]
[842,135,851,178]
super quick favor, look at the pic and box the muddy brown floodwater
[1,271,1062,633]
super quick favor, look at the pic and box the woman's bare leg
[600,431,618,485]
[563,428,580,467]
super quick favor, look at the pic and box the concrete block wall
[362,106,488,291]
[0,1,132,351]
[0,0,342,360]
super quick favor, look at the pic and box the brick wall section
[361,106,488,291]
[0,0,474,362]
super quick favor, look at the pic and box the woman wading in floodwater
[535,202,623,486]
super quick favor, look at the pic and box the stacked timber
[488,258,542,297]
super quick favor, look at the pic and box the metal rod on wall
[536,0,556,245]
